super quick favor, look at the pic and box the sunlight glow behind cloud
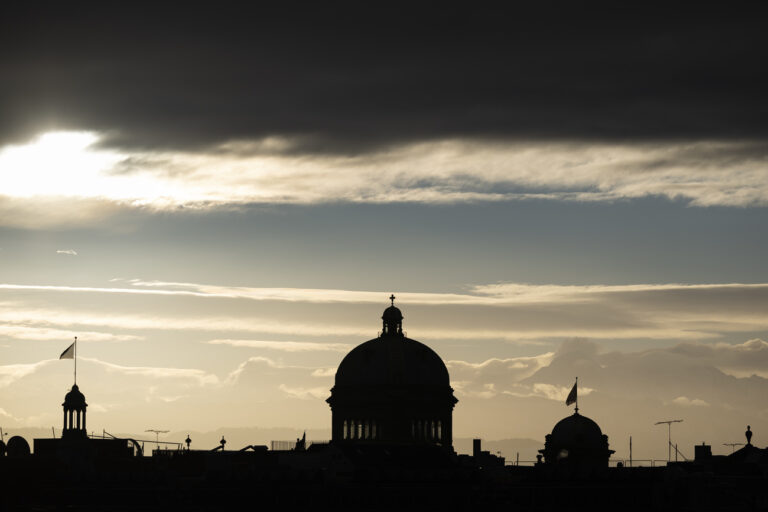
[2,132,768,228]
[0,132,123,197]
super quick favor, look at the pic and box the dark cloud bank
[2,4,768,154]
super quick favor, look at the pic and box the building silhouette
[1,297,767,511]
[34,384,134,460]
[326,297,458,448]
[539,411,614,475]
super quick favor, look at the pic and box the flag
[59,342,75,359]
[565,381,577,406]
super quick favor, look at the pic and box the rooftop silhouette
[1,298,767,511]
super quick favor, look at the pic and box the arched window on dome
[372,421,377,439]
[437,420,443,441]
[431,420,436,440]
[357,421,362,440]
[364,420,369,439]
[343,420,348,439]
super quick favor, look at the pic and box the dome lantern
[62,384,88,438]
[382,294,403,335]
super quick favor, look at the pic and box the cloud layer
[449,338,768,455]
[2,280,766,344]
[2,6,768,227]
[1,136,768,229]
[3,6,767,151]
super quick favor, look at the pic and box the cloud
[670,396,710,407]
[525,339,768,414]
[311,368,337,378]
[1,7,766,229]
[207,339,351,352]
[447,338,768,416]
[2,137,768,230]
[225,356,288,384]
[82,357,219,386]
[0,304,374,340]
[0,357,219,397]
[0,324,140,342]
[524,383,594,402]
[55,249,77,255]
[278,384,329,401]
[3,6,766,152]
[0,360,53,388]
[7,278,768,307]
[447,353,555,388]
[447,353,599,402]
[2,280,767,344]
[224,357,332,405]
[0,407,21,422]
[666,339,768,378]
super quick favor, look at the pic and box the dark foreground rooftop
[2,441,768,511]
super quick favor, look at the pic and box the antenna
[145,429,169,444]
[723,442,744,454]
[654,419,683,462]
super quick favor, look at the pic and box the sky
[1,5,768,460]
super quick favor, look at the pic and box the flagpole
[575,376,578,414]
[74,336,77,385]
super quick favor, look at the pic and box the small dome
[6,436,30,457]
[63,384,87,408]
[382,305,403,322]
[550,412,604,449]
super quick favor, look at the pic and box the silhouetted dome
[6,436,30,457]
[328,299,458,447]
[539,410,614,471]
[334,334,450,388]
[63,384,87,408]
[382,305,403,323]
[550,412,604,449]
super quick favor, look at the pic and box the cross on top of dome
[390,294,396,306]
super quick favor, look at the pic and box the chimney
[473,438,482,458]
[695,443,712,462]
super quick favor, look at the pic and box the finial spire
[390,294,396,306]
